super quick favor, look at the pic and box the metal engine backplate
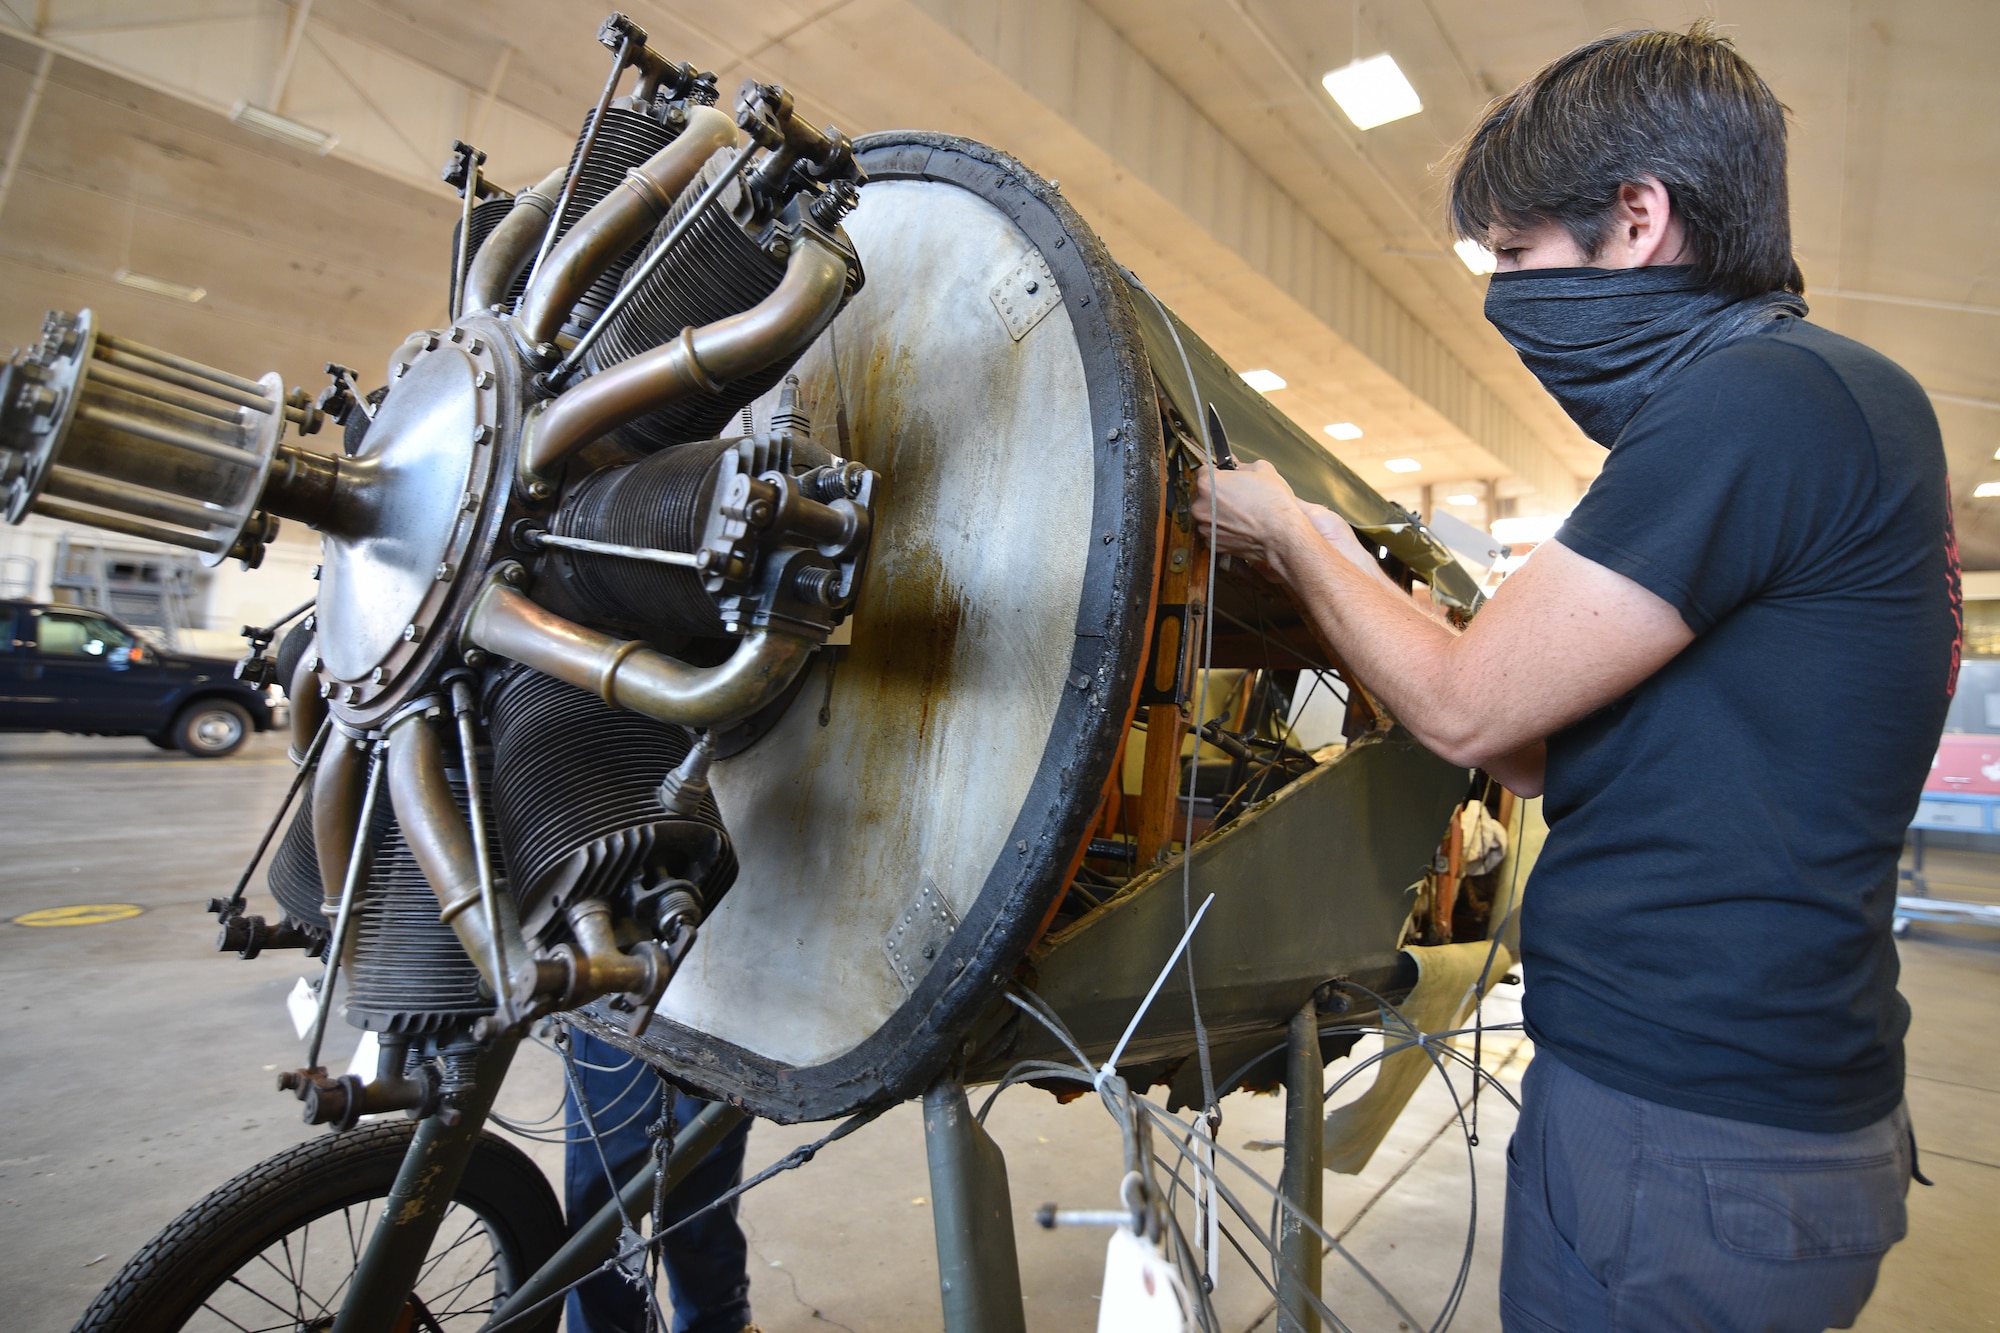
[587,133,1164,1123]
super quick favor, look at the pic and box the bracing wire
[993,962,1526,1333]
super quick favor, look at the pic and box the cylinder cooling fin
[266,797,329,947]
[450,194,520,309]
[265,769,495,1033]
[550,106,680,338]
[486,667,736,944]
[548,437,735,639]
[582,153,796,450]
[346,759,498,1035]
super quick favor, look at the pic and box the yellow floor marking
[13,903,144,927]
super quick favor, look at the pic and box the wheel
[173,698,251,758]
[72,1120,565,1333]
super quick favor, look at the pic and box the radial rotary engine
[0,18,881,1122]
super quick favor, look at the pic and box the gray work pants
[1501,1050,1911,1333]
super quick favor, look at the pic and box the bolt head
[527,479,553,500]
[402,623,420,642]
[500,563,526,585]
[474,371,494,389]
[423,334,439,351]
[369,666,387,684]
[318,680,335,699]
[468,338,485,355]
[463,648,488,668]
[341,684,359,703]
[472,424,493,444]
[394,362,410,379]
[435,562,454,581]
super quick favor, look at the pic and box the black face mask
[1483,265,1806,447]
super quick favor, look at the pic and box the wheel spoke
[219,1271,318,1324]
[414,1210,486,1285]
[425,1257,502,1316]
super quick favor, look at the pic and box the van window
[36,612,134,658]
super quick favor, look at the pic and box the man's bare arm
[1194,462,1694,796]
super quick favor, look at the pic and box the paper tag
[346,1029,379,1080]
[287,975,320,1041]
[1097,1226,1189,1333]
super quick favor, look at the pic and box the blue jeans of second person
[1501,1049,1912,1333]
[564,1030,753,1333]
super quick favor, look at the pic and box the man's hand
[1190,460,1318,568]
[1185,461,1695,797]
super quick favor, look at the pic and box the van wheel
[173,699,251,758]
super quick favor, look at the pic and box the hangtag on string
[1097,1226,1190,1333]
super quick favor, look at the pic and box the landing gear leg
[923,1069,1027,1333]
[331,1036,518,1333]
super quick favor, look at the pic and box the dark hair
[1446,21,1803,297]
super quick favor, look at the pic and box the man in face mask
[1196,21,1956,1333]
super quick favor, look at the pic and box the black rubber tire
[144,733,178,751]
[172,697,252,758]
[72,1120,565,1333]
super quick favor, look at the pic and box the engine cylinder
[486,667,735,943]
[550,105,681,338]
[266,797,330,949]
[581,156,791,450]
[548,436,734,638]
[345,759,498,1035]
[450,193,520,309]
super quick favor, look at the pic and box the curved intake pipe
[311,728,371,914]
[462,164,568,315]
[465,577,816,729]
[520,231,851,488]
[383,709,547,1012]
[517,107,740,351]
[288,644,326,763]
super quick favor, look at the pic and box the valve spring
[345,759,499,1035]
[266,794,330,948]
[553,106,680,337]
[486,667,736,945]
[581,154,793,451]
[549,437,733,639]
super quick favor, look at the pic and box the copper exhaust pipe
[516,108,740,351]
[462,165,568,315]
[383,708,546,1012]
[520,231,851,486]
[465,577,816,729]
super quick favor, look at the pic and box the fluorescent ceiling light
[1492,514,1568,544]
[1323,422,1363,441]
[231,102,338,155]
[1975,481,2000,499]
[1383,457,1421,474]
[1240,368,1287,393]
[114,268,205,303]
[1445,492,1479,506]
[1321,54,1423,131]
[1453,238,1497,275]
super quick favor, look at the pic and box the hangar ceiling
[1,0,1995,562]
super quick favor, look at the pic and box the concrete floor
[0,731,1995,1331]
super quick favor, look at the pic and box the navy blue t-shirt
[1527,318,1959,1133]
